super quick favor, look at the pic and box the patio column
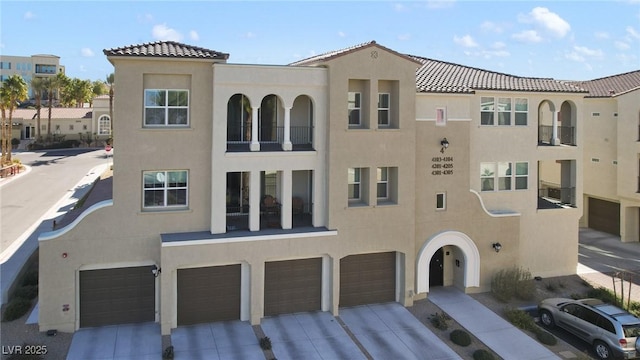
[249,170,261,231]
[250,106,260,151]
[281,170,292,229]
[283,106,292,151]
[551,110,560,146]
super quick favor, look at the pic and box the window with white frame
[98,115,111,135]
[348,92,361,126]
[378,93,390,126]
[69,124,74,131]
[481,97,528,126]
[436,192,446,210]
[481,162,528,191]
[143,170,188,208]
[144,89,189,126]
[348,167,361,200]
[377,167,389,199]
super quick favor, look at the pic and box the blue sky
[1,1,639,82]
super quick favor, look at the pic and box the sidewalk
[429,287,560,360]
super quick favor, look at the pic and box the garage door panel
[589,198,620,236]
[340,252,395,308]
[80,266,155,328]
[177,265,241,326]
[264,258,322,316]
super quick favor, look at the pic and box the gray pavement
[170,321,263,360]
[339,303,462,360]
[429,287,560,360]
[66,322,161,360]
[262,310,366,360]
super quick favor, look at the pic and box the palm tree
[43,76,59,140]
[106,73,114,144]
[30,77,46,141]
[0,75,28,163]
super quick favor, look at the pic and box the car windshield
[622,324,640,337]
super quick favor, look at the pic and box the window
[481,162,528,191]
[436,193,446,210]
[143,170,188,208]
[377,167,388,199]
[348,168,361,200]
[481,97,528,126]
[69,125,74,131]
[98,115,111,135]
[83,125,88,131]
[378,93,390,126]
[144,89,189,126]
[0,61,10,69]
[348,92,361,126]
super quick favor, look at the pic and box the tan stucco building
[572,71,640,242]
[39,41,588,335]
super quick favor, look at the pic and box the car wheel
[539,310,555,328]
[593,340,612,360]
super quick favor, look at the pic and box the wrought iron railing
[538,125,553,144]
[227,124,313,149]
[538,187,576,206]
[538,125,576,145]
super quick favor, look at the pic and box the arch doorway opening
[429,248,444,287]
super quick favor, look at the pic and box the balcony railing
[538,187,576,208]
[538,125,576,146]
[227,125,313,151]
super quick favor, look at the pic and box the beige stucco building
[38,41,588,335]
[573,71,640,242]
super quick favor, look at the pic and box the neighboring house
[38,41,586,335]
[571,71,640,242]
[0,54,65,98]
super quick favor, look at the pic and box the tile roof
[410,55,587,94]
[568,70,640,97]
[12,108,92,120]
[289,41,420,66]
[103,41,229,60]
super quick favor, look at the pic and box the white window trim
[98,115,111,135]
[480,162,528,192]
[348,92,361,127]
[377,167,389,200]
[480,96,528,127]
[378,93,390,127]
[143,170,189,209]
[144,89,190,127]
[348,167,361,201]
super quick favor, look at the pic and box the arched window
[98,115,111,135]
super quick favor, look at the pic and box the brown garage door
[177,264,241,326]
[79,266,155,328]
[340,252,396,307]
[589,198,620,236]
[264,258,322,316]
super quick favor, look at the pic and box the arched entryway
[416,231,480,294]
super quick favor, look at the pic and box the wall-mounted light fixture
[151,265,162,277]
[492,242,502,253]
[440,138,449,153]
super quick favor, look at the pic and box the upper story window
[348,92,361,126]
[377,167,389,199]
[143,170,188,209]
[348,167,361,201]
[378,93,390,127]
[35,64,56,74]
[481,162,528,191]
[481,97,528,126]
[144,89,189,126]
[98,115,111,135]
[0,61,11,69]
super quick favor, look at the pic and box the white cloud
[338,31,346,38]
[480,21,503,33]
[519,7,570,38]
[24,11,35,20]
[614,40,630,50]
[244,32,256,39]
[393,3,407,12]
[565,52,585,62]
[152,24,183,42]
[512,30,542,43]
[626,26,640,40]
[491,41,506,49]
[453,34,478,48]
[426,0,455,9]
[594,31,609,40]
[81,48,95,57]
[189,30,199,41]
[138,13,153,23]
[397,33,411,41]
[573,45,603,58]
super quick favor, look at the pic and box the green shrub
[473,349,495,360]
[430,312,450,331]
[21,270,38,286]
[14,285,38,300]
[259,336,272,350]
[449,329,471,346]
[491,266,535,302]
[535,329,557,345]
[2,298,32,322]
[503,307,537,332]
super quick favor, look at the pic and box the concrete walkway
[67,323,161,360]
[170,321,263,360]
[429,287,560,360]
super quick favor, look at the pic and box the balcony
[538,187,576,209]
[227,125,313,152]
[538,125,576,146]
[537,159,577,209]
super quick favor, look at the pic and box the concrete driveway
[339,302,462,360]
[261,311,365,360]
[170,320,263,360]
[66,322,161,360]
